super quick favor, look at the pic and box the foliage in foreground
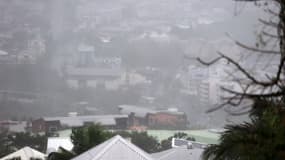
[70,124,113,155]
[0,132,47,158]
[48,124,161,160]
[48,123,195,160]
[202,100,285,160]
[160,132,195,151]
[115,130,161,153]
[48,124,113,160]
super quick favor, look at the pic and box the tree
[71,124,113,155]
[115,131,196,152]
[173,132,196,141]
[0,132,47,158]
[198,0,285,159]
[48,125,162,160]
[114,131,161,153]
[192,0,284,114]
[0,131,13,158]
[8,133,47,153]
[127,131,160,153]
[48,124,113,160]
[203,100,285,160]
[160,132,195,151]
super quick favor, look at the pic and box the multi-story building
[63,44,123,89]
[118,105,188,130]
[179,65,210,106]
[199,80,210,106]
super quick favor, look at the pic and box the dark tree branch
[196,57,222,66]
[224,106,252,116]
[206,95,240,113]
[259,18,279,28]
[198,51,285,112]
[266,8,279,17]
[201,52,284,87]
[221,86,285,98]
[197,0,285,115]
[235,41,280,54]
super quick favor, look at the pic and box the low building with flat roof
[47,137,73,154]
[32,114,129,134]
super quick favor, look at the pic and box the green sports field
[57,129,220,144]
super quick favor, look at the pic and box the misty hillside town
[0,0,284,160]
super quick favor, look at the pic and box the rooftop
[0,147,46,160]
[152,146,203,160]
[72,135,154,160]
[47,137,73,154]
[56,129,220,144]
[118,105,157,118]
[43,114,128,127]
[118,105,185,118]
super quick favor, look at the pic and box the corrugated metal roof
[118,105,157,118]
[47,137,73,154]
[43,115,128,127]
[72,135,154,160]
[172,138,208,149]
[0,147,46,160]
[152,147,203,160]
[118,105,185,118]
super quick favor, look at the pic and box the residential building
[63,44,123,89]
[171,138,209,148]
[31,118,47,133]
[152,146,203,160]
[47,137,73,154]
[32,114,129,134]
[178,65,210,106]
[151,138,206,160]
[198,80,210,106]
[118,105,188,130]
[72,135,154,160]
[147,111,188,130]
[0,120,27,133]
[118,105,156,128]
[0,147,46,160]
[32,118,61,134]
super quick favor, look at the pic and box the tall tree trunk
[278,1,285,59]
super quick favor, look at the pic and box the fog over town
[0,0,264,126]
[0,0,281,159]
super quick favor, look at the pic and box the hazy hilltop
[72,0,262,65]
[0,0,263,127]
[49,0,263,66]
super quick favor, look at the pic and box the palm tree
[202,100,285,160]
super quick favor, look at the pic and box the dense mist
[0,0,266,128]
